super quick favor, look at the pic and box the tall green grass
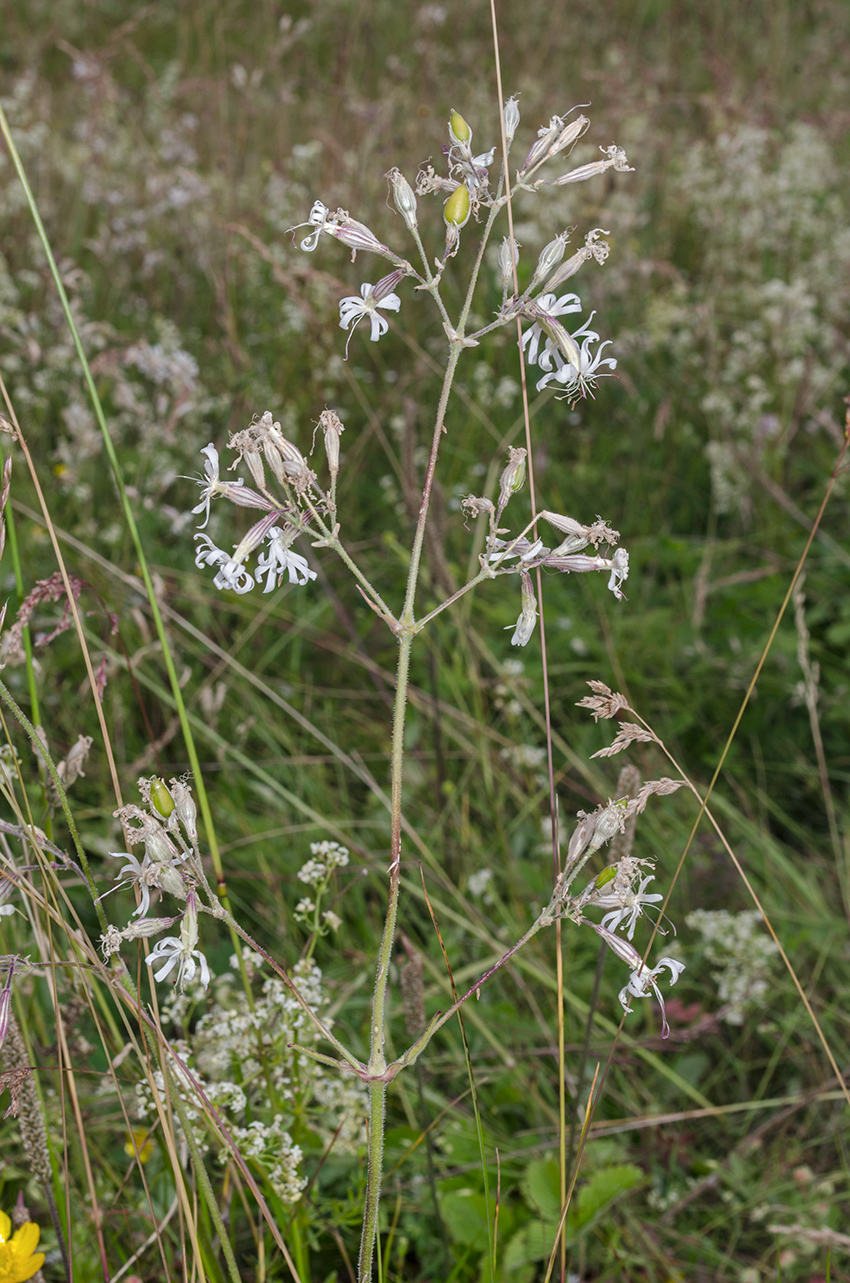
[0,1,848,1279]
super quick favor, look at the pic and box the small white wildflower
[297,858,327,887]
[294,897,315,922]
[297,199,335,252]
[255,527,317,591]
[508,568,537,647]
[619,956,686,1038]
[467,868,493,898]
[145,894,211,991]
[310,840,349,868]
[596,874,665,940]
[191,444,229,528]
[194,533,255,594]
[146,936,212,989]
[338,278,401,355]
[535,313,617,398]
[322,909,342,931]
[521,292,583,364]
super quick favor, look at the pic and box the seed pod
[387,167,418,232]
[503,96,520,145]
[498,236,519,289]
[449,110,471,144]
[150,778,175,819]
[444,184,470,229]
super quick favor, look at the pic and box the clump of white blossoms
[687,909,780,1024]
[99,775,222,993]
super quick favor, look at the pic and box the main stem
[358,196,505,1281]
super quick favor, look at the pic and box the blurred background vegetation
[1,0,849,1279]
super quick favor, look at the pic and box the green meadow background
[1,0,849,1278]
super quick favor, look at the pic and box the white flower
[607,547,629,601]
[191,444,227,529]
[145,898,209,991]
[322,910,342,931]
[103,850,153,919]
[507,568,537,647]
[597,875,664,940]
[338,282,401,354]
[145,936,212,989]
[298,199,335,252]
[194,533,255,594]
[521,293,583,365]
[297,858,327,886]
[254,528,317,592]
[535,313,617,397]
[619,956,685,1038]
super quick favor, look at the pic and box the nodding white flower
[619,956,685,1038]
[103,850,153,919]
[607,547,629,601]
[508,569,537,647]
[255,527,317,592]
[146,936,211,989]
[535,313,617,398]
[596,874,665,940]
[194,533,255,594]
[192,444,231,529]
[297,199,335,252]
[146,894,211,991]
[521,293,583,365]
[338,280,401,356]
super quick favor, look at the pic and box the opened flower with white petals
[194,533,255,594]
[338,278,401,356]
[535,313,617,398]
[255,527,317,591]
[619,956,686,1038]
[596,874,665,940]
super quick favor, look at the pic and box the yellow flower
[124,1128,154,1164]
[0,1210,46,1283]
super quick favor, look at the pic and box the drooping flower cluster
[464,454,630,646]
[99,776,216,993]
[287,98,629,387]
[189,411,339,597]
[534,762,688,1038]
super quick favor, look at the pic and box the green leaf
[570,1164,643,1231]
[438,1189,490,1249]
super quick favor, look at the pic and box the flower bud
[120,916,180,941]
[372,268,405,303]
[180,892,199,955]
[503,96,520,145]
[509,569,538,648]
[387,167,418,232]
[156,864,188,900]
[318,408,345,476]
[529,233,568,293]
[449,110,471,144]
[444,184,471,229]
[498,236,519,289]
[591,923,642,969]
[142,817,179,864]
[150,778,175,819]
[498,447,526,508]
[169,780,198,841]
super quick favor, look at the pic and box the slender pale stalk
[358,195,506,1272]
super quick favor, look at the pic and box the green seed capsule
[150,777,175,818]
[444,183,470,228]
[449,110,471,143]
[595,865,617,889]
